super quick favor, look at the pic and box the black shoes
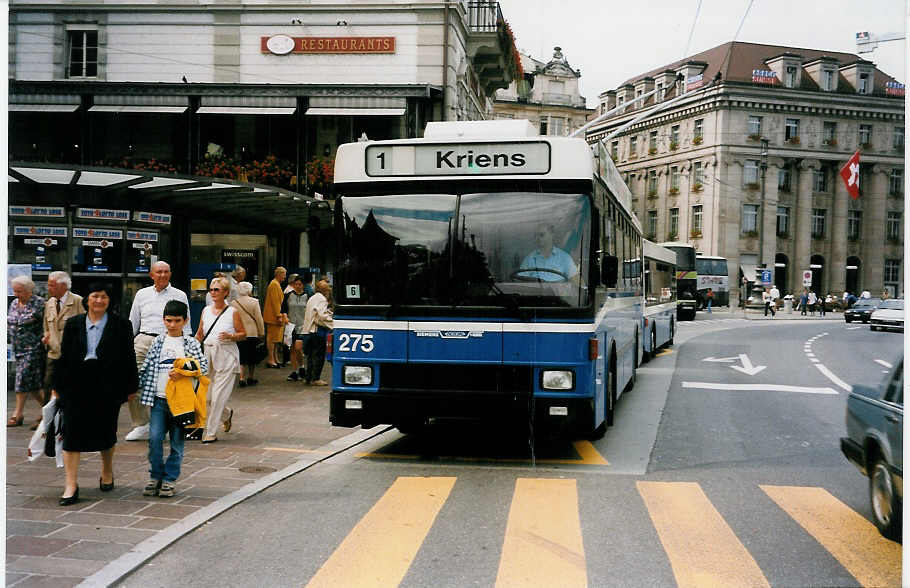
[100,477,114,492]
[59,487,79,506]
[287,371,300,382]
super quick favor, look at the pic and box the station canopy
[8,162,330,232]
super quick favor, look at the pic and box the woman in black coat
[54,283,138,506]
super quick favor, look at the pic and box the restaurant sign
[262,35,395,55]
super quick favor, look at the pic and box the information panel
[72,227,123,273]
[12,226,68,272]
[366,142,551,177]
[127,230,159,273]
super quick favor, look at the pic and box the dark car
[844,298,882,323]
[841,358,903,540]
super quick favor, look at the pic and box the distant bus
[657,241,697,320]
[642,240,676,360]
[695,254,729,307]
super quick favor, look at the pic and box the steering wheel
[510,267,569,282]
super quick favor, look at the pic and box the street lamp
[759,138,769,276]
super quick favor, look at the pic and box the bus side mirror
[601,255,618,287]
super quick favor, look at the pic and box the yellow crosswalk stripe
[637,481,770,588]
[761,485,902,587]
[305,476,456,588]
[495,478,587,587]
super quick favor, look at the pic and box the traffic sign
[761,270,772,285]
[802,270,812,287]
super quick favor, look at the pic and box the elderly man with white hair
[126,261,191,441]
[8,276,47,427]
[41,271,85,428]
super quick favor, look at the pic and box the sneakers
[125,424,150,441]
[286,371,300,382]
[143,479,161,496]
[158,481,176,498]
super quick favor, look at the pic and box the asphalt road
[121,316,903,587]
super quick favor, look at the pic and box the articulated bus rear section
[642,239,677,360]
[327,120,643,438]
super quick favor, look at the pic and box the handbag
[254,340,268,363]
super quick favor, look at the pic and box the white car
[870,299,904,332]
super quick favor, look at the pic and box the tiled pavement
[5,363,359,587]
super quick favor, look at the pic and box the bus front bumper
[330,390,595,435]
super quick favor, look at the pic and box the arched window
[775,253,789,295]
[810,255,825,293]
[845,256,861,295]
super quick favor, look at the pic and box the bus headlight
[541,370,574,390]
[343,365,372,385]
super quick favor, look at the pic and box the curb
[80,425,392,587]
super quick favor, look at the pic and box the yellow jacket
[165,357,210,429]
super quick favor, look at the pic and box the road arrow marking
[874,359,893,369]
[702,356,740,363]
[730,353,766,376]
[682,382,837,395]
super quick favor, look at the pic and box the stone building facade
[587,42,905,302]
[493,47,593,136]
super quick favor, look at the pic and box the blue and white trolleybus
[328,120,643,437]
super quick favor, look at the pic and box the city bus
[642,240,677,360]
[657,241,697,320]
[695,254,729,308]
[328,119,643,438]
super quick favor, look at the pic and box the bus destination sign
[366,142,550,177]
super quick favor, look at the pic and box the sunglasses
[209,287,222,292]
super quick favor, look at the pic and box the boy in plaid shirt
[137,300,207,498]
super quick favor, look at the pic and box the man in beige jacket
[42,271,85,426]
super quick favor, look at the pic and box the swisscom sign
[365,142,551,177]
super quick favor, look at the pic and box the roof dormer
[840,59,876,95]
[634,77,654,107]
[676,61,707,93]
[803,56,840,92]
[765,53,804,89]
[616,84,634,109]
[655,70,678,101]
[599,89,616,113]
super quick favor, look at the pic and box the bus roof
[643,239,678,265]
[696,254,726,260]
[656,241,695,250]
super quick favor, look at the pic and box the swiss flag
[839,150,861,199]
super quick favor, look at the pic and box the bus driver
[517,224,578,282]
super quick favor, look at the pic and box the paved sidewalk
[5,363,358,587]
[701,307,846,320]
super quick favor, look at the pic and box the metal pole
[759,138,768,272]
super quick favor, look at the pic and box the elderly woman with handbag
[195,276,245,443]
[8,276,47,427]
[231,281,265,387]
[54,283,138,505]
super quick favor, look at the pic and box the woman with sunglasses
[195,276,245,443]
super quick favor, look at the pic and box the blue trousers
[148,397,185,482]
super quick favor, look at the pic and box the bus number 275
[338,333,374,353]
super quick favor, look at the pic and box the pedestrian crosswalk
[676,317,752,328]
[303,477,901,588]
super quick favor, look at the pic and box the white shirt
[303,292,333,334]
[157,336,184,397]
[769,287,780,300]
[130,284,192,336]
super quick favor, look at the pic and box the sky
[496,0,907,107]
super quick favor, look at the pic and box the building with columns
[493,46,593,135]
[587,42,905,302]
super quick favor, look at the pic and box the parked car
[841,357,903,540]
[844,298,882,323]
[870,299,904,332]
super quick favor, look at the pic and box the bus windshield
[336,192,591,311]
